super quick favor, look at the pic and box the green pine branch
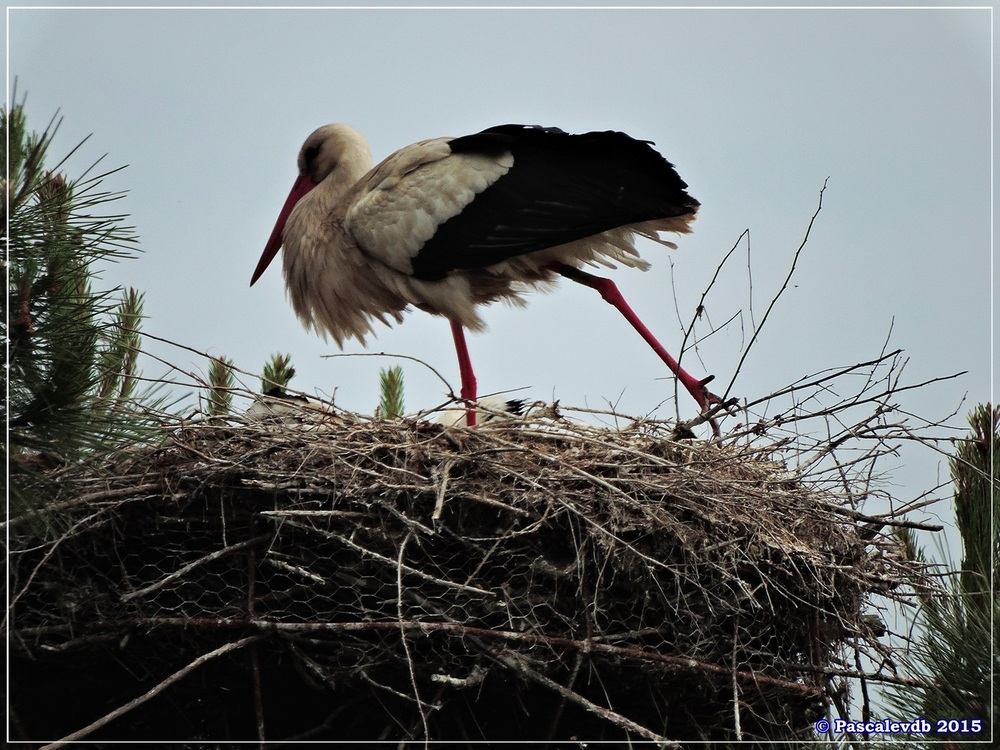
[884,404,998,746]
[379,366,405,420]
[207,357,235,417]
[3,96,168,523]
[951,404,997,613]
[262,353,296,393]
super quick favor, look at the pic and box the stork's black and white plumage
[430,396,528,428]
[251,124,719,427]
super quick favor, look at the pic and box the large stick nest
[9,403,924,744]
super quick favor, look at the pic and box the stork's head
[251,124,372,286]
[296,123,371,185]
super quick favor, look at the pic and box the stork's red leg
[450,320,478,427]
[552,263,720,415]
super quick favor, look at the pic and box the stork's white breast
[346,139,514,275]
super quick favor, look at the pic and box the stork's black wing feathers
[410,124,699,281]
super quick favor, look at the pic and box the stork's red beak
[250,174,318,286]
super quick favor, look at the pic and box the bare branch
[40,635,266,749]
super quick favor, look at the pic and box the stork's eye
[303,143,321,164]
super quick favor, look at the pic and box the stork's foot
[680,374,739,438]
[690,375,735,411]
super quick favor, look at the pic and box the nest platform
[9,405,921,745]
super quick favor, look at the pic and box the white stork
[251,123,722,428]
[430,396,528,428]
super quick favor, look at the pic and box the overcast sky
[6,2,993,535]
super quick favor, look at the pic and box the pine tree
[3,97,165,519]
[888,404,998,745]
